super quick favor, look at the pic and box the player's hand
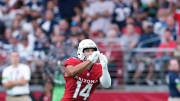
[99,53,108,69]
[87,51,100,63]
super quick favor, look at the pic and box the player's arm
[99,53,111,88]
[65,51,99,77]
[65,61,93,77]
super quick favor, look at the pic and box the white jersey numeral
[73,80,82,98]
[73,81,93,100]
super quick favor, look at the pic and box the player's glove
[99,53,108,69]
[87,51,100,63]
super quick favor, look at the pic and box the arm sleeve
[100,65,111,88]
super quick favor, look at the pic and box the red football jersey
[61,57,102,101]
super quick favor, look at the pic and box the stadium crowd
[0,0,180,91]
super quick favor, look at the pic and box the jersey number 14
[73,81,93,100]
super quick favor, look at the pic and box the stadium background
[0,0,180,100]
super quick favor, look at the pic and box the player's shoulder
[64,57,81,66]
[65,57,79,62]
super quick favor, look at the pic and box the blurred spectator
[2,51,31,101]
[122,16,142,35]
[106,29,119,39]
[52,61,65,101]
[120,23,139,50]
[5,33,19,53]
[137,20,160,48]
[58,0,80,19]
[34,28,49,53]
[46,0,60,21]
[156,30,176,76]
[81,21,90,34]
[0,1,23,27]
[140,0,158,18]
[25,0,42,21]
[80,32,89,40]
[165,15,177,40]
[158,0,169,8]
[109,24,121,37]
[63,33,80,58]
[132,52,156,85]
[89,0,114,33]
[11,18,21,38]
[26,0,42,11]
[73,4,83,21]
[112,0,131,29]
[167,58,180,101]
[40,10,57,37]
[48,32,79,63]
[90,30,105,40]
[19,23,36,52]
[157,30,176,58]
[58,20,70,38]
[81,0,91,21]
[17,36,33,63]
[2,28,12,44]
[51,26,66,49]
[38,80,53,101]
[70,21,81,35]
[121,23,140,84]
[154,8,169,42]
[132,20,160,85]
[134,8,148,26]
[49,31,68,62]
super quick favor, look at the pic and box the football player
[61,39,111,101]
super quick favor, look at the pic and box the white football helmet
[77,39,99,60]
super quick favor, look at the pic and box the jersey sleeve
[64,57,81,67]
